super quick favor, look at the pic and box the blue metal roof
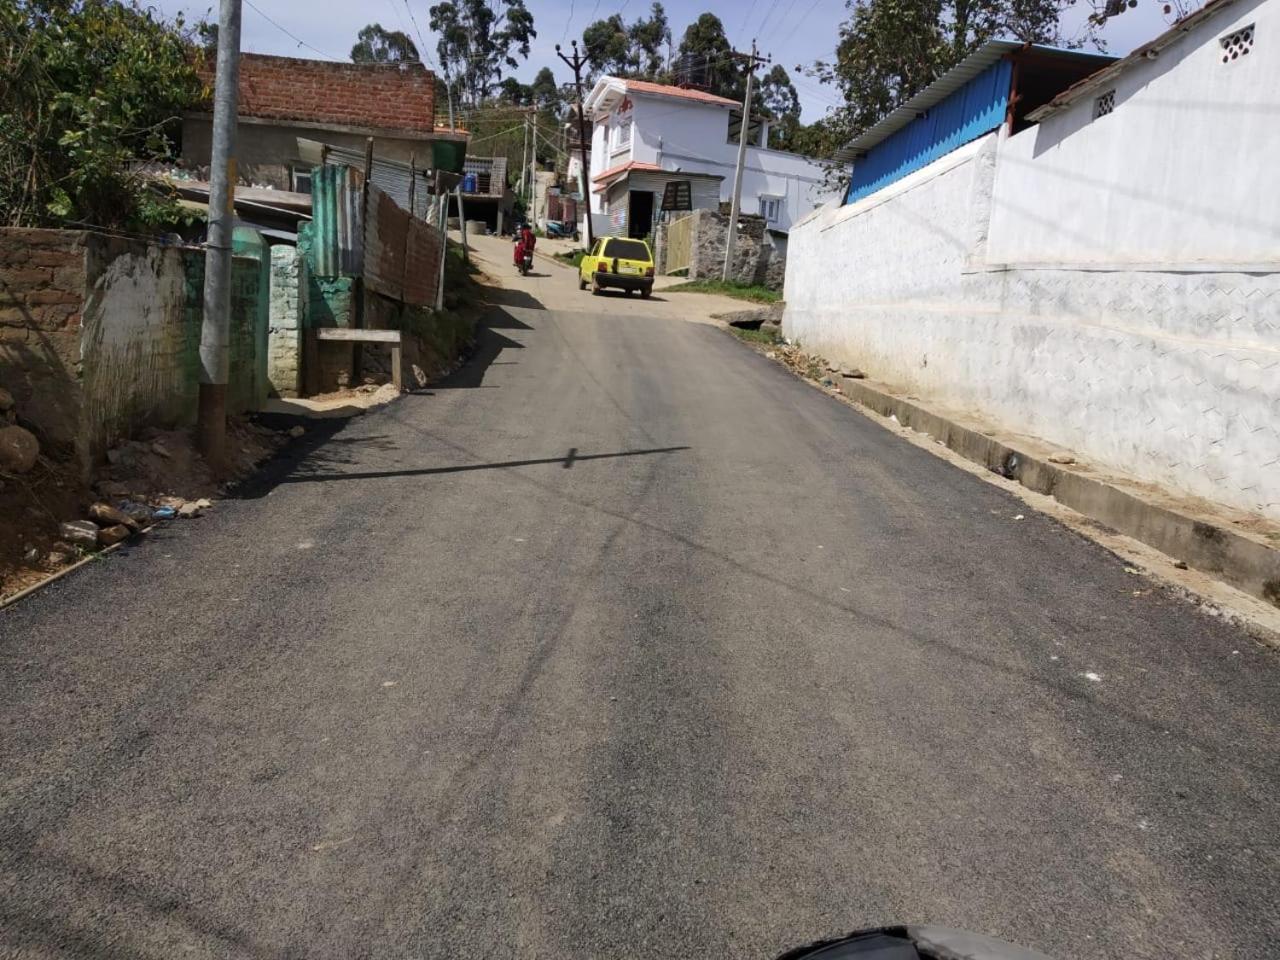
[844,59,1012,205]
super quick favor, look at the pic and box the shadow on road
[233,306,533,501]
[481,286,545,310]
[589,290,667,302]
[278,445,693,485]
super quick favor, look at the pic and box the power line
[467,122,527,144]
[738,0,760,44]
[384,0,411,44]
[243,0,433,70]
[561,0,575,45]
[243,0,338,61]
[754,0,784,38]
[775,0,832,54]
[401,0,434,70]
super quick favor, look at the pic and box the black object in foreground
[778,926,1052,960]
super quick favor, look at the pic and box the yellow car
[578,237,655,298]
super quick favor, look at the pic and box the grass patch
[664,278,781,303]
[553,250,586,269]
[730,326,782,346]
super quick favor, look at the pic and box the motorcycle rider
[513,222,536,270]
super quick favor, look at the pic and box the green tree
[529,66,562,112]
[674,12,741,100]
[581,3,670,81]
[350,23,420,63]
[810,0,1084,160]
[757,64,801,149]
[428,0,536,108]
[0,0,204,230]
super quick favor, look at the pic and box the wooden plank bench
[312,327,403,391]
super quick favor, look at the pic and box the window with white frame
[610,120,632,152]
[759,195,782,224]
[291,165,313,194]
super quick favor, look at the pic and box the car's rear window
[605,239,650,261]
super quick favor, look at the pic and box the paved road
[3,246,1278,960]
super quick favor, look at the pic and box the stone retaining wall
[656,209,787,289]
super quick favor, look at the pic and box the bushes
[0,1,205,231]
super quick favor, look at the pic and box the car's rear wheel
[641,284,652,299]
[578,275,586,290]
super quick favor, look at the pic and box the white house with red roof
[582,76,833,240]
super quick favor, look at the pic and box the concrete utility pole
[446,73,468,254]
[724,41,767,283]
[518,110,529,200]
[556,40,594,248]
[197,0,242,470]
[529,110,538,214]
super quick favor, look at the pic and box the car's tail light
[597,262,608,272]
[645,267,655,277]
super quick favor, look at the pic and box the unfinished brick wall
[196,54,437,133]
[0,230,89,456]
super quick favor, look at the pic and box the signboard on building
[661,180,693,212]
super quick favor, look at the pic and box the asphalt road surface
[3,246,1278,960]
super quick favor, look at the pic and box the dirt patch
[1,417,288,604]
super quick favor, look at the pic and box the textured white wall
[988,0,1278,267]
[785,120,1280,519]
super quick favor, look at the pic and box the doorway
[628,191,654,240]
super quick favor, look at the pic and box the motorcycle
[546,220,578,240]
[514,236,534,276]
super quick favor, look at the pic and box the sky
[156,0,1178,123]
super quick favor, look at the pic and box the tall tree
[673,12,742,100]
[529,66,562,112]
[496,77,532,104]
[757,65,801,148]
[350,23,420,63]
[810,0,1082,154]
[428,0,536,108]
[581,3,670,81]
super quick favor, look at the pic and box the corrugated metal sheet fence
[309,164,363,278]
[404,217,443,306]
[363,181,443,307]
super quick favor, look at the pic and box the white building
[784,0,1280,521]
[582,76,833,239]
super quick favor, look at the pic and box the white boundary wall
[784,0,1280,520]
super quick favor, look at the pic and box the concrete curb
[829,376,1280,609]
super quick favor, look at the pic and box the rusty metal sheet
[364,183,409,301]
[403,218,443,307]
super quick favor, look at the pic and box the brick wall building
[183,53,462,192]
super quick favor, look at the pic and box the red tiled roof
[592,160,661,183]
[624,80,739,108]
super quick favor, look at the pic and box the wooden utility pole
[724,41,769,282]
[556,40,594,248]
